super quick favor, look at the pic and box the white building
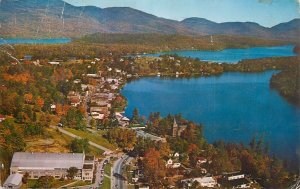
[48,61,60,65]
[181,177,217,188]
[9,152,94,181]
[165,159,173,167]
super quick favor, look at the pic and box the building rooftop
[11,152,85,170]
[83,164,93,169]
[4,173,23,187]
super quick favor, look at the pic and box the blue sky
[64,0,300,27]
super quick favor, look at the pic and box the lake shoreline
[121,71,300,164]
[0,38,72,45]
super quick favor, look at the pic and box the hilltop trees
[62,107,86,130]
[0,119,26,154]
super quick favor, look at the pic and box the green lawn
[67,180,91,187]
[100,176,111,189]
[104,163,112,176]
[64,128,116,150]
[21,179,75,188]
[89,145,104,156]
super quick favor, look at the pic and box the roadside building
[9,152,94,181]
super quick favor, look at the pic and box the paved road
[87,128,97,133]
[112,154,129,189]
[94,158,110,188]
[50,126,112,153]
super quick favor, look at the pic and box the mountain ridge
[0,0,298,40]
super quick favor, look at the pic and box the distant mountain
[0,0,298,40]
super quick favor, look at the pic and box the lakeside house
[115,112,130,127]
[8,152,95,181]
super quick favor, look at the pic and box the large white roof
[11,152,85,170]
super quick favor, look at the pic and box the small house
[50,104,56,112]
[3,173,23,189]
[173,152,180,158]
[172,162,181,168]
[197,157,207,165]
[165,159,173,168]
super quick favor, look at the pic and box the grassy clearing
[64,128,116,150]
[25,128,71,153]
[100,176,111,189]
[21,179,75,188]
[25,127,103,157]
[104,163,112,176]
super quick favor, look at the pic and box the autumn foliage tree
[106,128,137,149]
[24,93,33,104]
[35,96,45,111]
[142,148,166,187]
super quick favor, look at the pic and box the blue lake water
[122,71,300,163]
[145,45,296,63]
[0,38,71,45]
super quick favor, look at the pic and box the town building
[219,172,253,188]
[8,152,94,181]
[67,91,81,107]
[181,176,218,188]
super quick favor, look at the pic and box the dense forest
[78,33,291,51]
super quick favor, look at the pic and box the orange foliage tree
[143,148,166,187]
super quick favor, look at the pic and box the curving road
[112,154,129,189]
[50,125,112,154]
